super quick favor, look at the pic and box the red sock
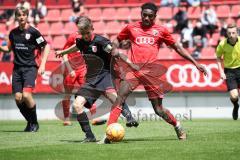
[163,109,177,126]
[107,106,122,126]
[89,103,97,115]
[62,99,70,118]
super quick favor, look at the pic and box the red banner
[0,60,226,94]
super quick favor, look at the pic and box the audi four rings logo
[136,36,155,45]
[166,64,223,87]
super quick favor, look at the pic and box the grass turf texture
[0,119,239,160]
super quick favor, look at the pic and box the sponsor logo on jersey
[136,36,155,45]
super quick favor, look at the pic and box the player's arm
[63,54,75,77]
[55,44,78,58]
[171,42,208,76]
[38,43,50,75]
[110,39,139,71]
[216,56,226,79]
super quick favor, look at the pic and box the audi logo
[166,64,223,87]
[135,36,155,45]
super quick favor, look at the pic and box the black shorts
[224,67,240,91]
[75,70,115,108]
[12,66,37,93]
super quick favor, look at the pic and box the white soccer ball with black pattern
[106,123,125,142]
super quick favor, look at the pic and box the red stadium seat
[158,48,172,59]
[105,21,123,35]
[216,5,231,18]
[187,7,201,19]
[158,7,172,20]
[84,0,98,4]
[50,22,64,35]
[93,21,106,34]
[0,23,7,34]
[52,36,66,49]
[115,8,130,21]
[99,0,111,4]
[127,0,140,3]
[64,22,78,35]
[48,50,59,61]
[130,7,141,21]
[45,0,58,6]
[88,8,102,21]
[46,9,61,22]
[37,22,50,35]
[200,47,215,59]
[112,0,125,4]
[210,33,220,46]
[61,9,72,22]
[231,5,240,17]
[102,8,116,21]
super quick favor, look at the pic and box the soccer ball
[106,123,125,142]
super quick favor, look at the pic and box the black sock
[16,101,30,122]
[77,112,95,138]
[29,105,38,124]
[121,103,134,122]
[230,98,239,108]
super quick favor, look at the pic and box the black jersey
[75,34,112,74]
[9,25,47,66]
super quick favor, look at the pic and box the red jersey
[117,21,175,65]
[63,32,86,71]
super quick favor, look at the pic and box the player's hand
[220,71,226,80]
[38,65,45,75]
[70,70,76,78]
[55,50,63,58]
[196,64,208,76]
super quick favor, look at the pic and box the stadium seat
[37,22,50,35]
[112,0,125,4]
[200,47,215,59]
[45,0,58,6]
[187,7,201,19]
[48,50,59,61]
[93,21,106,34]
[102,8,117,21]
[231,5,240,17]
[216,5,231,18]
[46,9,61,22]
[127,0,140,3]
[210,33,220,46]
[61,9,72,22]
[88,8,102,21]
[84,0,98,4]
[52,35,66,49]
[50,22,64,35]
[99,0,111,4]
[115,8,130,21]
[130,7,141,21]
[158,48,172,59]
[0,23,7,34]
[64,22,78,35]
[158,7,172,20]
[105,21,123,35]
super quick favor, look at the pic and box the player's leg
[229,89,239,120]
[74,95,96,142]
[150,98,186,140]
[225,68,239,120]
[12,67,32,131]
[22,66,39,132]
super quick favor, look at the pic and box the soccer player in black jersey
[0,7,50,132]
[55,16,138,143]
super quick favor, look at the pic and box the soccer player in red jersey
[0,7,50,132]
[100,2,208,143]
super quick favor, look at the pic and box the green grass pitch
[0,119,239,160]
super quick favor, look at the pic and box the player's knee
[22,92,32,101]
[15,93,22,103]
[230,94,238,101]
[73,98,85,113]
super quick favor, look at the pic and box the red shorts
[63,69,87,92]
[115,59,172,99]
